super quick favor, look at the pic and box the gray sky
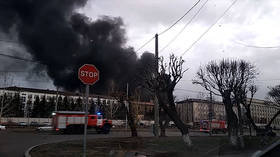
[80,0,280,100]
[1,0,280,101]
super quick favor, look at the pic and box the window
[21,96,26,102]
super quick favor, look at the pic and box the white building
[177,98,280,128]
[0,86,117,117]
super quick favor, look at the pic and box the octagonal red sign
[78,64,99,85]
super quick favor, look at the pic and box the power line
[233,40,280,49]
[175,88,208,94]
[0,52,38,63]
[160,0,209,53]
[181,0,238,57]
[20,80,53,83]
[135,0,201,53]
[158,0,202,36]
[135,36,155,52]
[181,78,280,82]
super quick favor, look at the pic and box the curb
[24,144,39,157]
[24,142,53,157]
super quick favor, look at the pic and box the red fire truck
[52,111,112,134]
[200,120,227,134]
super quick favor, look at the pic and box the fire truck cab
[52,111,112,134]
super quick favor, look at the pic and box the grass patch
[30,136,279,157]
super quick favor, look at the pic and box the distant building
[176,98,280,127]
[0,86,153,119]
[176,99,229,127]
[250,99,280,126]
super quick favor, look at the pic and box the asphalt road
[0,128,221,157]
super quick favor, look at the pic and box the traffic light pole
[83,84,89,157]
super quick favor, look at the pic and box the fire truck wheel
[102,125,111,134]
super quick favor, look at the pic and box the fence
[0,117,154,127]
[0,117,51,124]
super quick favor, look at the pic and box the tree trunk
[126,102,137,137]
[156,88,191,147]
[159,107,169,137]
[223,92,239,147]
[249,124,252,136]
[160,99,192,147]
[160,123,166,137]
[237,104,243,135]
[236,103,244,148]
[244,106,258,130]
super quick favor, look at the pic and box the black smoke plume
[0,0,155,95]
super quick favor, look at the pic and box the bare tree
[266,85,280,128]
[159,107,170,137]
[193,59,258,147]
[0,93,21,120]
[238,86,258,132]
[111,92,138,137]
[144,54,192,146]
[104,100,121,119]
[239,84,280,137]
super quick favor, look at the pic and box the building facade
[0,86,153,119]
[177,98,280,127]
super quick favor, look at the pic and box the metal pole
[154,33,159,137]
[209,91,213,136]
[27,101,30,127]
[83,85,89,157]
[55,87,59,111]
[125,83,129,129]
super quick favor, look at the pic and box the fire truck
[52,111,112,134]
[199,120,227,134]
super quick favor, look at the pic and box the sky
[1,0,280,101]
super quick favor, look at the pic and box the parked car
[169,121,176,128]
[42,122,51,126]
[18,122,27,126]
[30,121,40,126]
[0,125,6,130]
[36,126,53,131]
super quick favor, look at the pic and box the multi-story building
[0,86,154,119]
[250,99,280,126]
[176,99,228,127]
[176,98,280,127]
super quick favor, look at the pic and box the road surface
[0,128,222,157]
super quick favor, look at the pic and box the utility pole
[125,83,129,129]
[209,91,213,136]
[55,87,59,111]
[154,33,159,137]
[83,85,89,157]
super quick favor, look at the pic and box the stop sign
[78,64,99,85]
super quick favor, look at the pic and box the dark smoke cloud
[0,0,155,95]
